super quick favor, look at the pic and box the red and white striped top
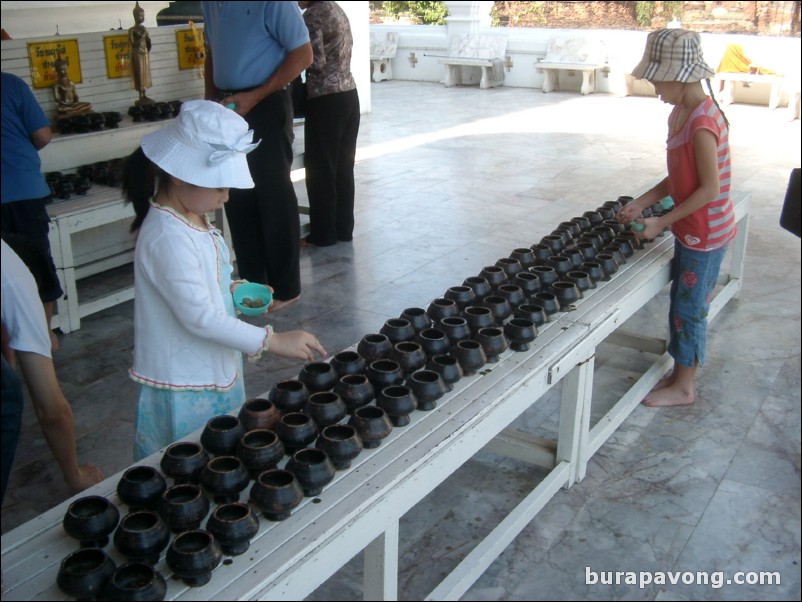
[666,97,736,251]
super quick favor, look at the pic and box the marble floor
[2,81,800,601]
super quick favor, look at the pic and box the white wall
[0,1,171,38]
[370,22,801,103]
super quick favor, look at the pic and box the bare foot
[650,371,675,393]
[270,295,300,312]
[642,383,694,407]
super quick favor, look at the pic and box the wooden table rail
[1,192,750,601]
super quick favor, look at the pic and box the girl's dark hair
[704,78,730,129]
[121,147,169,232]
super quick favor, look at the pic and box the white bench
[438,34,507,90]
[536,37,607,95]
[369,31,399,83]
[714,71,785,109]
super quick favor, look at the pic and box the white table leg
[363,520,399,601]
[558,354,595,485]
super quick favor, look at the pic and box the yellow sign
[27,39,81,89]
[176,25,205,70]
[104,34,131,79]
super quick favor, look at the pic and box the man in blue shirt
[1,72,62,345]
[202,2,312,309]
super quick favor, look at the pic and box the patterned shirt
[666,97,736,251]
[302,1,356,99]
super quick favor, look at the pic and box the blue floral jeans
[667,241,728,368]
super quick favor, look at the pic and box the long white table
[1,192,750,601]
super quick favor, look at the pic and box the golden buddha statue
[53,57,93,116]
[128,1,154,106]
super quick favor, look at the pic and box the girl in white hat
[122,100,326,460]
[618,29,736,408]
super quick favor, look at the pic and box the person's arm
[617,177,669,224]
[223,43,313,116]
[634,129,721,240]
[15,351,103,492]
[656,129,720,226]
[268,330,327,362]
[140,229,270,355]
[30,125,51,150]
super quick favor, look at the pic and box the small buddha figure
[128,1,154,106]
[53,57,93,116]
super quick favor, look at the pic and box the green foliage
[633,1,685,27]
[491,1,546,27]
[661,1,685,20]
[381,1,448,25]
[633,1,654,27]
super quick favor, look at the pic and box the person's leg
[224,188,266,283]
[644,243,727,407]
[1,356,25,503]
[1,199,63,298]
[248,90,301,300]
[304,94,341,247]
[644,362,697,407]
[650,245,683,393]
[334,89,361,242]
[1,199,64,343]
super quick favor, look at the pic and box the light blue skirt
[133,365,246,461]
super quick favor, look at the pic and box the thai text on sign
[104,34,131,79]
[27,39,80,88]
[176,26,205,70]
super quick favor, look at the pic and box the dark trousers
[225,89,301,300]
[304,88,361,246]
[1,356,24,504]
[1,197,64,302]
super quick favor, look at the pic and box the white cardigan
[130,205,269,391]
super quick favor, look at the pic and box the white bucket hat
[631,28,714,83]
[141,100,259,189]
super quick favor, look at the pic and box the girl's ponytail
[704,78,730,129]
[122,147,161,232]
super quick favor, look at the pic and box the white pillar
[339,1,371,114]
[443,0,493,36]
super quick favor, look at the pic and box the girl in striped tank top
[619,28,735,408]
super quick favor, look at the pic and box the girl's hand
[66,463,104,493]
[635,216,663,240]
[269,330,327,362]
[617,203,642,224]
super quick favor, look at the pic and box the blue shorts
[667,241,728,367]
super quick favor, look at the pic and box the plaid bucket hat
[631,28,714,82]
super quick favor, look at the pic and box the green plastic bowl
[233,283,272,316]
